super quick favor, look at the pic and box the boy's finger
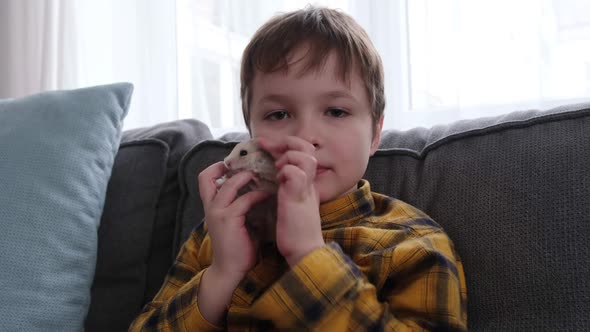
[214,171,256,206]
[257,136,315,158]
[230,190,272,216]
[255,137,284,160]
[277,165,308,196]
[198,161,228,206]
[275,150,317,180]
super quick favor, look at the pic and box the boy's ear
[370,116,384,156]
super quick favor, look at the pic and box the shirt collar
[319,179,375,229]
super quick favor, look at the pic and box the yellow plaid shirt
[129,180,467,331]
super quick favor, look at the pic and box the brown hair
[240,6,385,133]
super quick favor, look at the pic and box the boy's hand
[198,162,271,280]
[257,137,326,266]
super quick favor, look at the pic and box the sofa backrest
[86,120,213,332]
[176,102,590,331]
[89,102,590,331]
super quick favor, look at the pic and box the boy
[130,6,467,331]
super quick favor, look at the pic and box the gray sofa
[85,102,590,331]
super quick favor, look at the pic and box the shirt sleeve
[128,229,223,332]
[249,230,467,331]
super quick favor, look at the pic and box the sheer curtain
[0,0,178,131]
[403,0,590,128]
[0,0,78,98]
[73,0,178,130]
[179,0,590,133]
[2,0,589,132]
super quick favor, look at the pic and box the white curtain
[178,0,590,133]
[401,0,590,128]
[2,0,589,133]
[73,0,178,130]
[0,0,178,131]
[0,0,78,98]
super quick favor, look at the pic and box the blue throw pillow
[0,83,132,331]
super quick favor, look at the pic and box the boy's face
[249,45,383,203]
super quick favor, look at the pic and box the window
[176,0,590,133]
[176,0,350,135]
[408,0,590,112]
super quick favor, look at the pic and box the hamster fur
[215,139,278,246]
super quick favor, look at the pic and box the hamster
[215,139,278,247]
[215,139,278,192]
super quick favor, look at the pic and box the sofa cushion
[176,102,590,331]
[85,139,168,332]
[176,141,235,248]
[121,119,213,305]
[0,83,132,330]
[367,103,590,331]
[85,119,213,332]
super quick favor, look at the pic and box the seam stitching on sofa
[374,107,590,160]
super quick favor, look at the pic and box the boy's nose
[294,120,320,149]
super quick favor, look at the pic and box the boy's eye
[326,108,349,118]
[265,110,289,121]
